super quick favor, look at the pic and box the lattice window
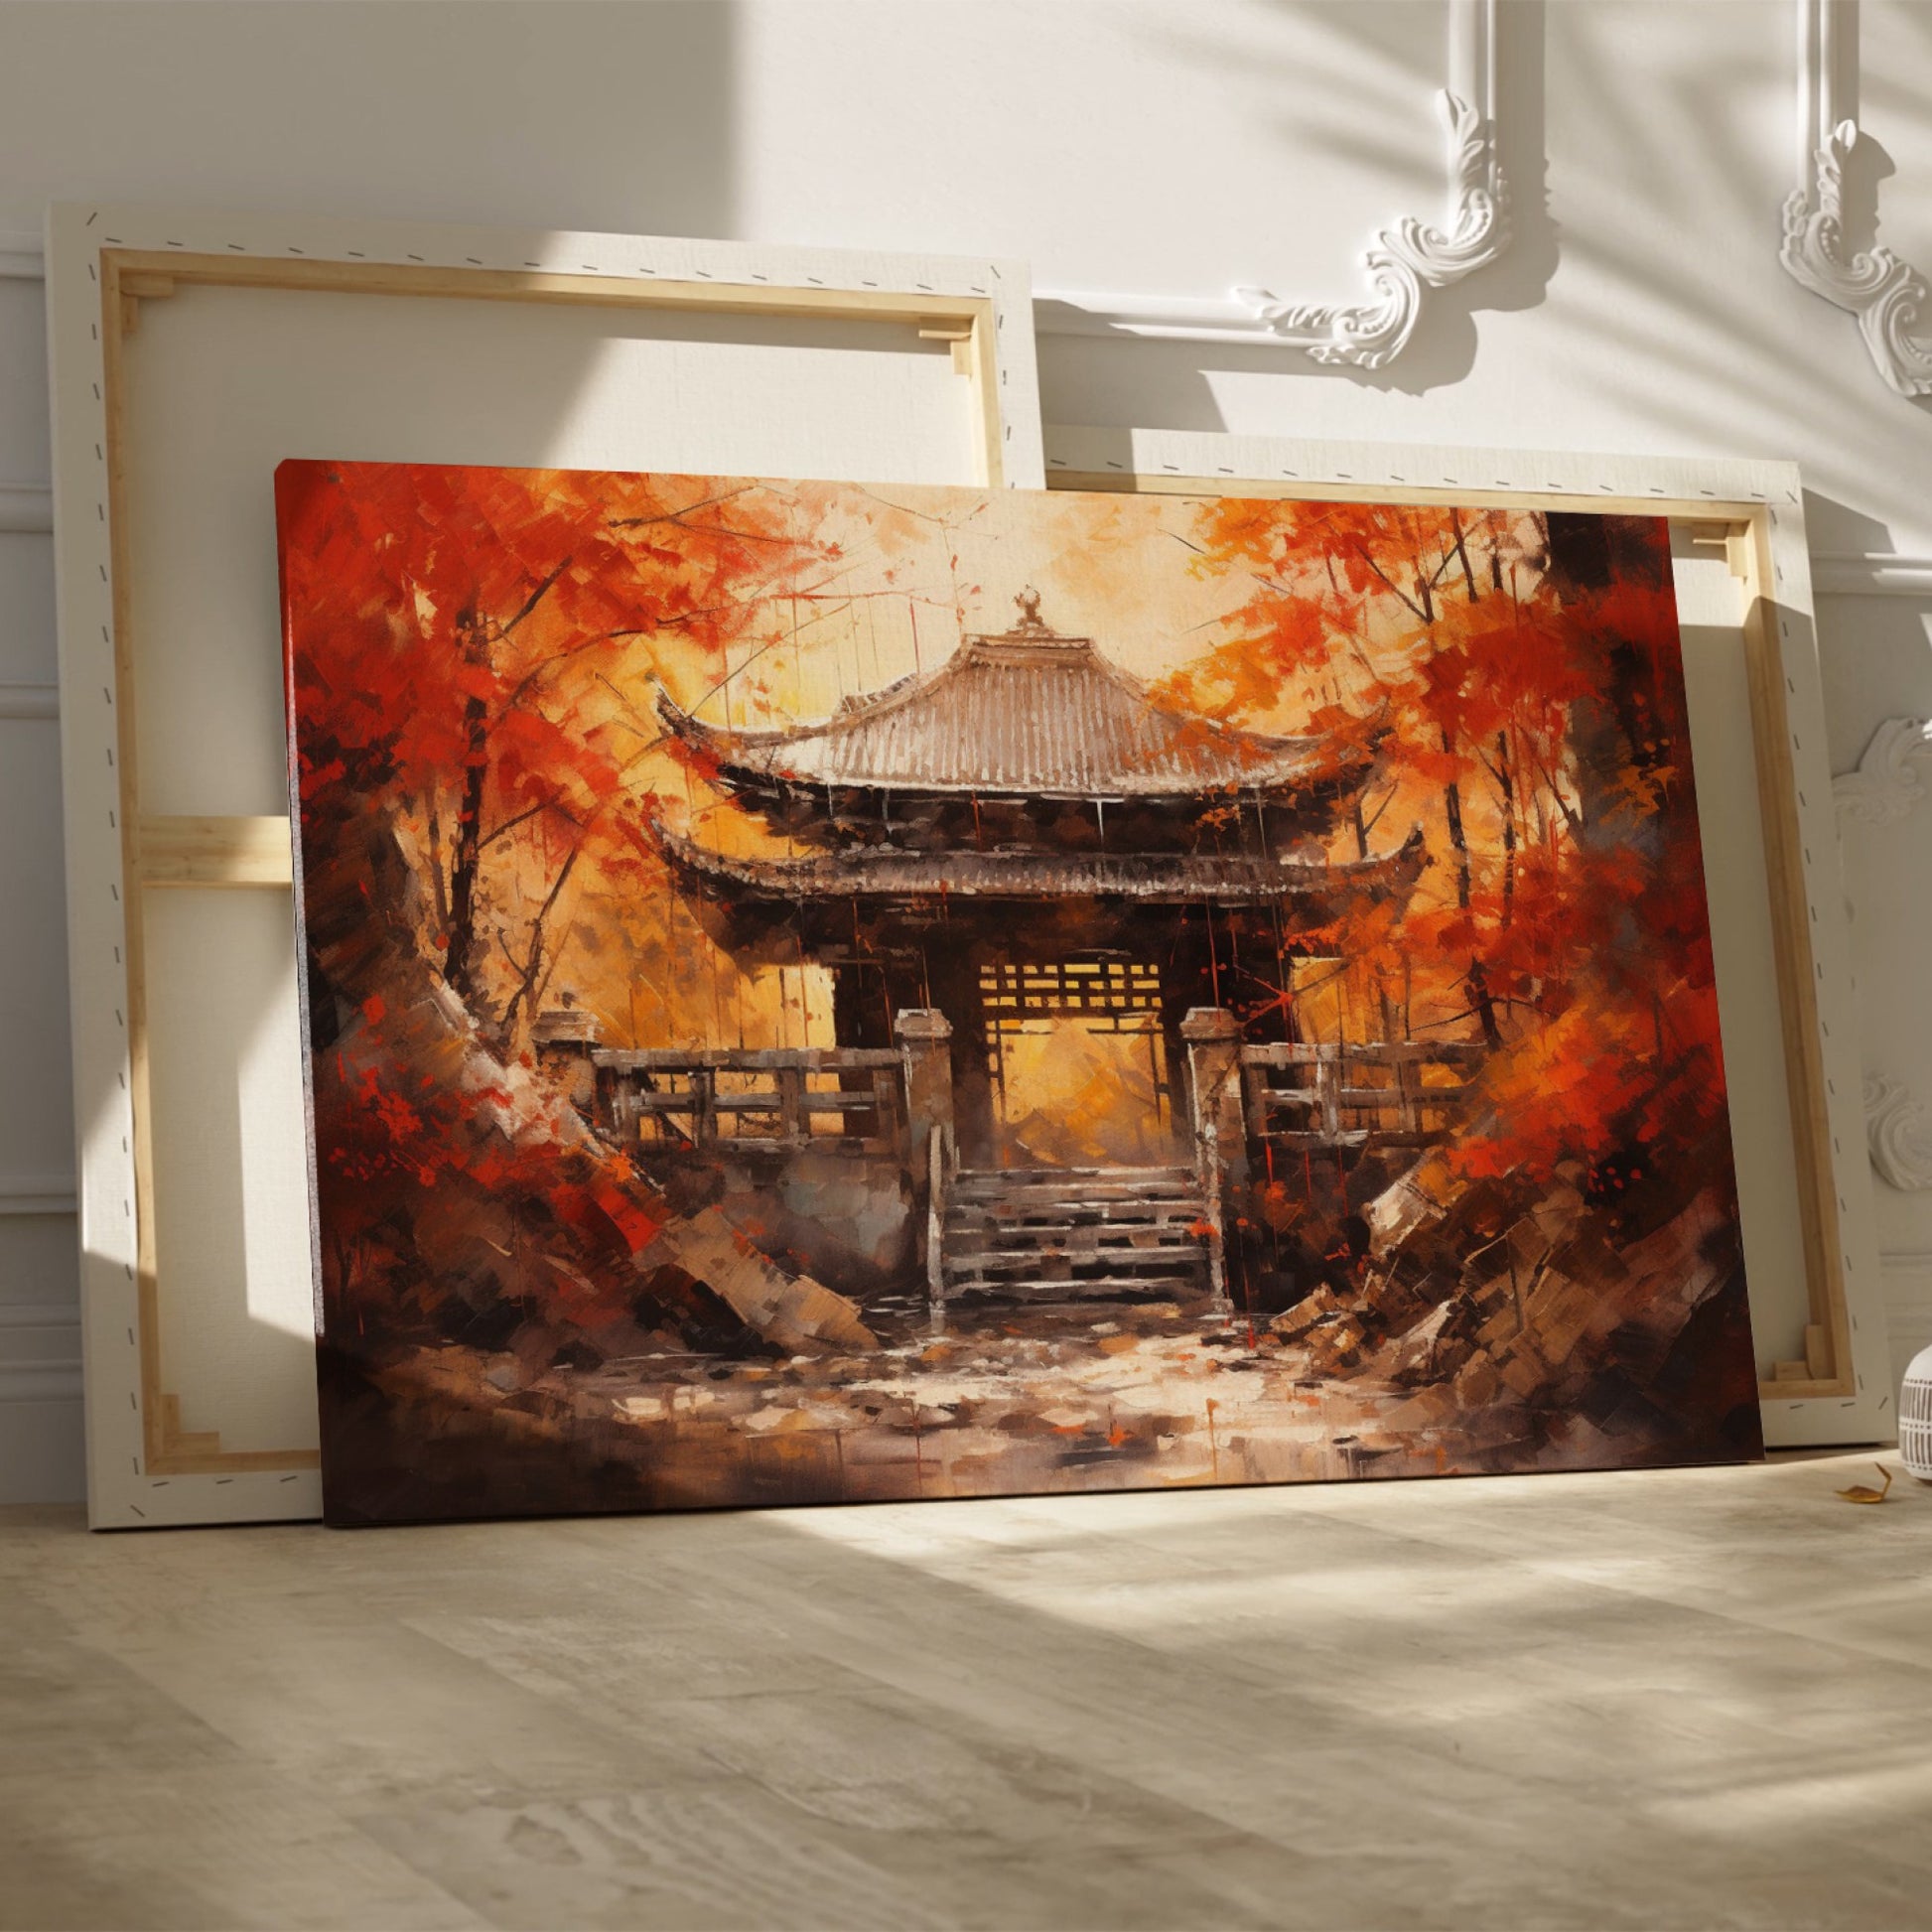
[979,957,1163,1019]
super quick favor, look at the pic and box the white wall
[2,0,1928,1501]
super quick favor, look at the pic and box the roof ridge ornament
[981,584,1084,653]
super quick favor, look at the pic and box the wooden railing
[1238,1040,1485,1150]
[592,1047,904,1156]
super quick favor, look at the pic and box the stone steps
[952,1165,1198,1197]
[941,1165,1212,1306]
[945,1274,1204,1307]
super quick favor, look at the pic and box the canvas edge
[1750,477,1892,1448]
[48,199,1046,1529]
[1040,423,1891,1453]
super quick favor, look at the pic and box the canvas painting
[277,461,1762,1524]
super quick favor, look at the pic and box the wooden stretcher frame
[1043,424,1891,1450]
[46,202,1044,1526]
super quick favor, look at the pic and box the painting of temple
[278,462,1763,1525]
[652,586,1427,1298]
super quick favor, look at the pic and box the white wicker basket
[1902,1343,1932,1481]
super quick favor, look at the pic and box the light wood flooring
[4,1450,1931,1931]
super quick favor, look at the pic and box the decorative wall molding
[0,1367,82,1406]
[1810,552,1932,597]
[1836,720,1932,1195]
[0,482,54,532]
[0,684,57,722]
[0,1174,79,1217]
[0,231,42,281]
[1035,0,1508,367]
[1833,716,1932,824]
[1864,1074,1932,1192]
[0,1303,79,1328]
[0,1304,83,1409]
[1781,0,1932,399]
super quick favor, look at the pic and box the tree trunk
[1467,957,1503,1048]
[1449,510,1481,603]
[425,797,451,942]
[1441,729,1472,912]
[502,841,583,1051]
[1495,729,1517,928]
[1441,727,1502,1045]
[442,614,490,1005]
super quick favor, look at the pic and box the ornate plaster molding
[1837,721,1932,1193]
[1780,0,1932,399]
[1035,0,1509,367]
[1833,716,1932,825]
[1864,1074,1932,1191]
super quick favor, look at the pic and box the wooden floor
[4,1450,1931,1931]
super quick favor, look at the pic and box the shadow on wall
[1835,0,1930,272]
[1035,0,1555,419]
[0,3,739,241]
[1514,0,1932,456]
[52,1,748,1493]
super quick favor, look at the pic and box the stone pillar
[895,1009,955,1327]
[532,1009,602,1119]
[1180,1007,1245,1313]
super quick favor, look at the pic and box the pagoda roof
[658,592,1381,803]
[653,822,1427,911]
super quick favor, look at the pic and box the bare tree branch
[498,558,572,638]
[1353,543,1430,621]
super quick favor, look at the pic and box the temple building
[654,592,1424,1166]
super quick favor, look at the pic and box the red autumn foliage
[312,1004,666,1339]
[1177,498,1730,1193]
[279,460,834,1043]
[279,462,834,1338]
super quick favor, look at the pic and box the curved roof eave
[651,821,1428,906]
[656,664,1387,801]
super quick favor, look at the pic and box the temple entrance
[654,584,1430,1202]
[979,958,1178,1170]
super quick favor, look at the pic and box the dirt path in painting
[319,1149,1758,1525]
[328,1294,1710,1525]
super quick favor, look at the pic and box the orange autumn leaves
[279,461,837,1046]
[317,1045,663,1333]
[1177,497,1728,1190]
